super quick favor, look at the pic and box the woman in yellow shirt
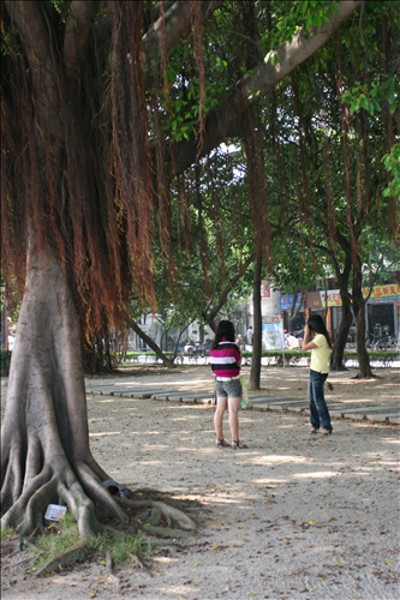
[302,315,333,435]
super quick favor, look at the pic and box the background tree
[257,0,399,375]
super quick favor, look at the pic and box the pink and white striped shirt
[209,341,241,378]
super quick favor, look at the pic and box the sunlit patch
[200,496,243,506]
[251,455,312,465]
[89,431,121,437]
[293,471,341,479]
[153,556,179,565]
[254,478,288,485]
[338,397,386,404]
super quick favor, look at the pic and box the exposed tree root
[117,496,198,531]
[33,539,94,577]
[142,524,195,538]
[127,552,147,570]
[27,492,199,577]
[2,443,198,546]
[352,373,378,380]
[0,252,200,578]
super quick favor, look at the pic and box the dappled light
[2,376,399,597]
[1,0,398,596]
[250,454,312,465]
[293,471,342,479]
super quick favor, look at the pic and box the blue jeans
[309,370,332,432]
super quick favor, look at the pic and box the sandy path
[1,369,399,600]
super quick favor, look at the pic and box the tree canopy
[2,0,384,540]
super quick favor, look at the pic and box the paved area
[84,365,400,425]
[2,365,398,424]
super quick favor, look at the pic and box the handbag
[239,375,251,409]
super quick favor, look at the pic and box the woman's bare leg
[214,397,228,441]
[227,397,241,443]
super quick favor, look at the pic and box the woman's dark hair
[308,314,332,348]
[211,319,235,349]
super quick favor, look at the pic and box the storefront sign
[367,284,400,303]
[319,284,400,307]
[320,290,343,307]
[279,294,304,311]
[306,291,322,309]
[261,283,271,298]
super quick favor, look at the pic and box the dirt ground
[1,367,400,600]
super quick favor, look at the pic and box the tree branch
[63,0,98,80]
[4,0,60,129]
[125,316,174,367]
[172,0,361,175]
[142,0,223,69]
[202,254,254,331]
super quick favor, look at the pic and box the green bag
[239,375,251,409]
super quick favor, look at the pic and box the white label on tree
[44,504,67,521]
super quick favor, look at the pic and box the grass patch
[0,525,15,541]
[106,533,152,567]
[30,514,88,572]
[30,513,152,575]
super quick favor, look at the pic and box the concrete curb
[89,389,400,426]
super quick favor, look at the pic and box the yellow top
[310,334,331,374]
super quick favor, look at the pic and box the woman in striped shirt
[209,320,248,449]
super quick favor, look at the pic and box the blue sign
[279,294,304,311]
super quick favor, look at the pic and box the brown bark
[63,1,97,81]
[142,0,223,69]
[4,1,62,135]
[249,255,262,391]
[288,291,305,334]
[352,266,374,378]
[1,250,121,536]
[330,254,353,371]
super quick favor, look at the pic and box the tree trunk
[126,317,174,367]
[330,291,353,371]
[288,290,305,333]
[249,256,262,390]
[352,274,373,378]
[1,250,126,537]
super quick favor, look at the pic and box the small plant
[108,533,152,567]
[0,525,15,541]
[29,513,152,575]
[30,513,90,572]
[0,348,12,375]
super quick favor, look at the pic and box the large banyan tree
[1,1,361,537]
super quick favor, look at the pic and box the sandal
[232,440,248,450]
[216,438,230,448]
[319,428,332,436]
[310,428,318,434]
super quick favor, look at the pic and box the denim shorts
[215,378,242,399]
